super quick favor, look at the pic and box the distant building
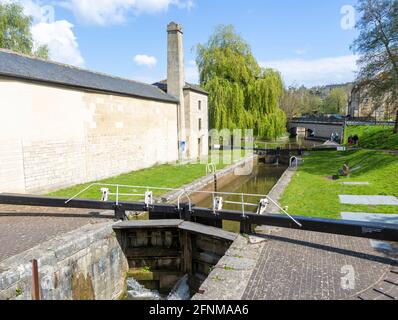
[348,82,394,119]
[0,22,209,194]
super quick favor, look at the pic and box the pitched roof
[0,49,178,104]
[153,80,208,96]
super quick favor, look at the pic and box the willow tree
[196,25,286,140]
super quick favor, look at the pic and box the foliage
[322,88,349,114]
[280,84,351,118]
[352,0,398,132]
[280,86,323,118]
[197,25,286,140]
[0,2,49,58]
[345,125,398,150]
[15,288,23,297]
[280,150,398,219]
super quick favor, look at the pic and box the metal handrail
[66,183,302,227]
[177,190,192,212]
[206,163,217,175]
[289,156,299,168]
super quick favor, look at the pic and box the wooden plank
[180,221,238,242]
[374,282,398,300]
[358,289,393,301]
[182,231,193,275]
[125,247,181,258]
[113,219,183,229]
[385,272,398,285]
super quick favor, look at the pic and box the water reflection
[256,135,323,150]
[195,163,287,213]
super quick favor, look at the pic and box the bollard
[32,259,40,300]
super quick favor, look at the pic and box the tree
[352,0,398,132]
[0,2,48,59]
[322,88,349,114]
[196,25,286,140]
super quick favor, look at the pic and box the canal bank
[1,150,397,300]
[279,149,398,218]
[0,221,127,300]
[0,153,290,300]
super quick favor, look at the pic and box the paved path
[341,212,398,225]
[0,205,114,263]
[242,227,397,300]
[339,195,398,206]
[342,182,369,186]
[194,226,397,301]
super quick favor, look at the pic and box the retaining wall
[0,222,128,300]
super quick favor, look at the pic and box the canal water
[194,135,323,213]
[194,162,287,212]
[256,134,323,150]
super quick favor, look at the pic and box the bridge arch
[287,119,345,142]
[289,126,314,138]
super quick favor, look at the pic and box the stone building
[0,22,209,194]
[154,22,209,161]
[348,82,394,119]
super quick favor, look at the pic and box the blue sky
[3,0,360,87]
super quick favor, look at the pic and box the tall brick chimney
[167,22,186,160]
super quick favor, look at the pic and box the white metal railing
[206,163,217,175]
[65,183,302,227]
[289,156,299,168]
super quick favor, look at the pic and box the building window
[198,100,202,111]
[198,118,202,131]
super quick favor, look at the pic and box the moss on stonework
[71,273,95,300]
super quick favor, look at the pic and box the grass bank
[345,125,398,150]
[279,150,398,219]
[49,150,248,201]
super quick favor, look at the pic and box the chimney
[167,22,186,159]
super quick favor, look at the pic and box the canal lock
[114,221,235,300]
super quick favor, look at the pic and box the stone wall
[0,78,179,194]
[0,222,128,300]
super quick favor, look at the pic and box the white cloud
[294,49,307,55]
[32,20,85,66]
[185,59,199,83]
[61,0,194,26]
[261,55,358,87]
[134,54,157,68]
[1,0,84,66]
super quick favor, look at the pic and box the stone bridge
[288,118,345,141]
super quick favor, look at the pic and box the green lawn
[345,125,398,150]
[280,150,398,219]
[48,150,249,201]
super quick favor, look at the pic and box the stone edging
[0,221,127,300]
[267,166,299,214]
[192,234,268,300]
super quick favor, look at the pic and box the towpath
[0,205,114,263]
